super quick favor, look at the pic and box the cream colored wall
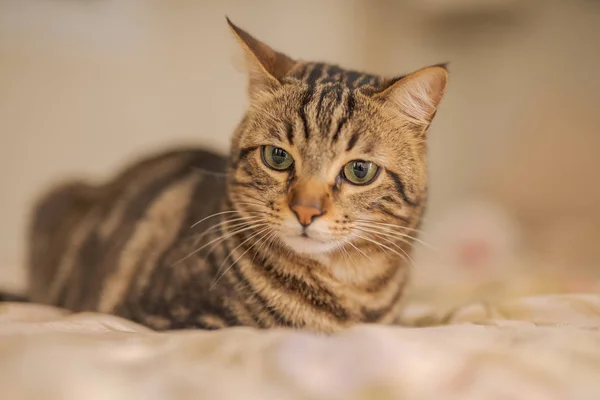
[1,0,599,289]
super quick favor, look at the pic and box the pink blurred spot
[458,240,491,273]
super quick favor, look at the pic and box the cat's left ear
[226,18,295,100]
[374,64,448,133]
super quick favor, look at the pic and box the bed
[2,287,600,399]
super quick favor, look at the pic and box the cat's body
[23,20,448,332]
[28,149,408,331]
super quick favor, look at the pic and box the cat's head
[226,19,448,257]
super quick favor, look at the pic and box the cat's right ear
[226,18,295,101]
[374,64,448,135]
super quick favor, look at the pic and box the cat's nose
[288,178,330,227]
[290,202,324,227]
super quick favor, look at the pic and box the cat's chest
[328,253,396,287]
[320,253,406,326]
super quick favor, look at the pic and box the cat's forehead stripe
[305,84,352,147]
[315,84,345,119]
[285,120,294,145]
[345,131,360,152]
[289,62,383,89]
[300,85,314,140]
[331,90,354,144]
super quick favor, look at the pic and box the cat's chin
[279,234,338,256]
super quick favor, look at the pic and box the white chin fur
[280,235,338,255]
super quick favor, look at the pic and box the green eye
[343,160,379,185]
[261,145,294,171]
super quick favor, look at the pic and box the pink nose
[290,203,324,226]
[287,178,329,227]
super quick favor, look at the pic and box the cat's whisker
[354,222,438,252]
[354,218,428,236]
[343,238,372,263]
[352,231,413,266]
[190,221,264,249]
[231,194,273,212]
[216,225,272,277]
[174,222,269,266]
[264,227,279,254]
[345,244,360,271]
[332,244,343,263]
[201,221,271,262]
[355,228,415,266]
[356,225,414,249]
[355,219,436,249]
[331,244,351,276]
[190,209,266,229]
[252,229,279,263]
[235,192,271,206]
[234,202,274,213]
[211,227,275,289]
[189,215,265,242]
[332,241,346,263]
[335,240,359,271]
[335,241,348,262]
[194,215,264,233]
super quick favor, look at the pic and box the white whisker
[252,229,278,263]
[173,222,269,266]
[263,228,279,256]
[355,220,437,251]
[216,225,272,276]
[353,231,413,266]
[189,216,265,243]
[191,209,265,229]
[363,229,415,266]
[211,227,274,289]
[343,238,372,263]
[354,225,420,253]
[235,192,271,206]
[355,218,426,235]
[336,240,359,271]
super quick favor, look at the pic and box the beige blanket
[2,294,600,399]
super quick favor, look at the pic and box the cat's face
[226,20,447,257]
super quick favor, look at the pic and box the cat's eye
[261,145,294,171]
[342,160,379,185]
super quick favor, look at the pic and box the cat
[20,18,448,333]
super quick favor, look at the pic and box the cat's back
[27,148,228,310]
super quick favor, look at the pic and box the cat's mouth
[285,230,321,242]
[279,229,338,255]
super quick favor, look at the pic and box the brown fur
[24,19,448,333]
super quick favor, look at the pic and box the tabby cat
[24,19,448,333]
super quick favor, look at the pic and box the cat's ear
[226,18,295,100]
[374,64,448,132]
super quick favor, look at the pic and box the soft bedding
[2,293,600,399]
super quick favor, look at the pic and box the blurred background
[1,0,599,304]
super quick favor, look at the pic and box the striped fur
[25,20,448,333]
